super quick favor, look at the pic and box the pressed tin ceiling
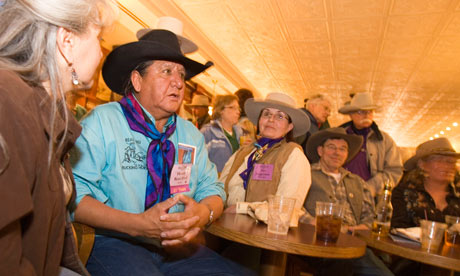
[109,0,460,149]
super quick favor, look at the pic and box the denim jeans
[305,248,393,276]
[86,236,255,276]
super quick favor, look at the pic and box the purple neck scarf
[239,137,283,189]
[344,125,371,181]
[119,93,176,209]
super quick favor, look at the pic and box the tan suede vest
[225,140,301,202]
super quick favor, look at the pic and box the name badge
[251,164,274,181]
[170,164,192,194]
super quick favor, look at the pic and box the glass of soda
[315,202,344,244]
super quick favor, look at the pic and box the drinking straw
[424,209,428,220]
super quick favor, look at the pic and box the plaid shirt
[311,163,375,227]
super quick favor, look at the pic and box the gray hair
[305,94,331,110]
[0,134,9,175]
[0,0,116,163]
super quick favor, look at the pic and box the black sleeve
[391,184,415,228]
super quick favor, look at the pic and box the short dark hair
[235,88,253,117]
[123,60,155,95]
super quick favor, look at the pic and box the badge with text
[170,164,192,194]
[251,164,274,181]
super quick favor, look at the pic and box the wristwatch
[205,206,214,228]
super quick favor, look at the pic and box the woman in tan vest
[220,92,311,215]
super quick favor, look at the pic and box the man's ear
[56,27,75,65]
[287,123,294,133]
[317,146,324,158]
[131,70,142,93]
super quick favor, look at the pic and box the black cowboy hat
[102,29,213,95]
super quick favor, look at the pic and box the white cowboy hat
[136,16,198,54]
[185,94,211,107]
[244,92,309,138]
[306,128,363,163]
[339,93,380,114]
[404,138,460,170]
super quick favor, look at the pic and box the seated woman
[201,95,243,173]
[220,92,311,215]
[391,137,460,228]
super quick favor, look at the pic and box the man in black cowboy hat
[71,30,252,275]
[303,128,393,276]
[339,92,403,198]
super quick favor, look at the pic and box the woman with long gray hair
[0,0,116,275]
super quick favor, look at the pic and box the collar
[311,162,352,177]
[302,108,320,126]
[131,93,175,130]
[38,87,81,158]
[339,120,383,141]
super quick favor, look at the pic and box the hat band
[420,147,458,157]
[427,147,456,154]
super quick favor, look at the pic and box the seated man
[71,29,251,275]
[303,128,393,276]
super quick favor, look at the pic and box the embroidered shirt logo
[122,138,146,170]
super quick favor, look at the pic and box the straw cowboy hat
[404,137,460,170]
[244,92,309,138]
[102,30,212,95]
[185,94,210,107]
[306,128,363,163]
[136,16,198,54]
[339,93,380,114]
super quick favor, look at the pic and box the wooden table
[206,213,366,275]
[355,230,460,272]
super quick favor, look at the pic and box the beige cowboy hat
[339,93,380,114]
[136,16,198,54]
[185,94,211,107]
[306,128,363,163]
[244,92,309,137]
[404,137,460,170]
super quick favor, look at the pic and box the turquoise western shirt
[71,101,225,215]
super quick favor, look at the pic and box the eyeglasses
[260,109,289,122]
[224,105,241,112]
[354,110,374,116]
[324,144,348,153]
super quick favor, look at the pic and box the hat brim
[404,151,460,171]
[102,40,211,95]
[306,130,363,163]
[136,29,198,54]
[339,104,380,114]
[244,98,310,138]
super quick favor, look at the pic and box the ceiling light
[446,127,451,131]
[434,134,439,138]
[429,137,433,140]
[453,122,458,127]
[440,131,445,135]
